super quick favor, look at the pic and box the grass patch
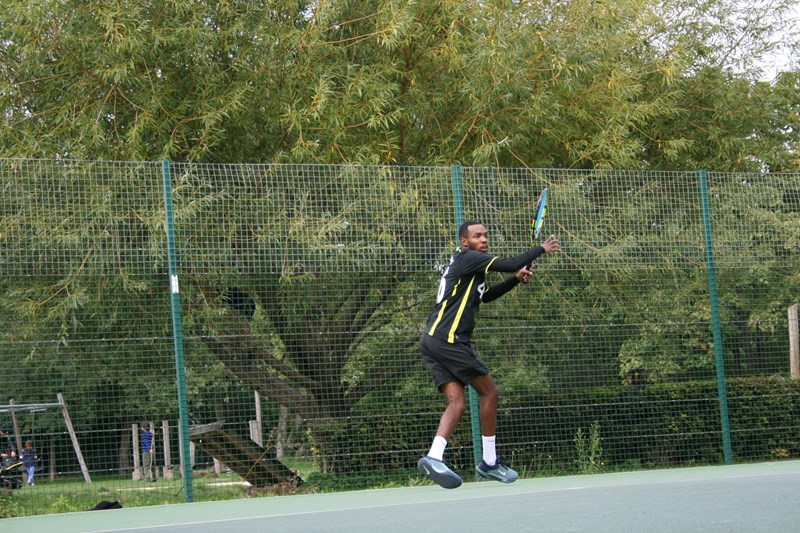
[0,461,325,519]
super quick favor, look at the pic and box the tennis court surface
[4,460,799,532]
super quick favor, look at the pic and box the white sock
[482,435,497,466]
[428,435,447,461]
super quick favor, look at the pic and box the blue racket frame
[532,187,548,240]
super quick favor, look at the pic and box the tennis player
[418,221,559,488]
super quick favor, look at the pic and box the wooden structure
[189,421,301,488]
[0,393,91,483]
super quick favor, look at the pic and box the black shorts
[420,333,489,390]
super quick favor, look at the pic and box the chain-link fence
[1,159,799,514]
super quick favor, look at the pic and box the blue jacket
[21,447,37,467]
[141,430,154,452]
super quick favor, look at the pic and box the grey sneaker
[418,456,463,489]
[475,457,519,483]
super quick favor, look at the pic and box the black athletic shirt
[424,246,545,344]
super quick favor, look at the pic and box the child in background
[21,441,38,486]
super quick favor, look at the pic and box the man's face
[461,224,489,253]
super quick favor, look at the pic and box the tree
[168,162,450,471]
[0,160,176,475]
[3,0,797,168]
[2,0,799,476]
[0,0,271,160]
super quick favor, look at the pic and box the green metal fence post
[161,160,194,501]
[698,169,734,465]
[450,165,483,470]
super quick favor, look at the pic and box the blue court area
[4,460,799,532]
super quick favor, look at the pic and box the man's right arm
[491,235,560,273]
[489,247,545,272]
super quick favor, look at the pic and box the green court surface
[4,460,799,532]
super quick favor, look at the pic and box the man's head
[459,220,489,253]
[142,422,150,431]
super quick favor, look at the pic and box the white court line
[85,468,800,532]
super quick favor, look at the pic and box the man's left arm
[482,263,534,303]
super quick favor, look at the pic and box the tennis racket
[527,188,548,270]
[532,187,548,241]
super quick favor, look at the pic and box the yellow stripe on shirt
[485,257,498,273]
[427,278,462,337]
[447,275,476,343]
[427,300,447,336]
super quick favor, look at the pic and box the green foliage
[47,495,79,514]
[1,0,796,167]
[2,0,800,484]
[283,376,800,483]
[3,159,800,484]
[574,421,605,474]
[0,161,176,433]
[503,377,800,470]
[0,492,22,518]
[0,474,272,518]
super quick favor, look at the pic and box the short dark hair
[142,422,150,430]
[459,220,482,239]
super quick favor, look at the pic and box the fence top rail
[2,158,797,175]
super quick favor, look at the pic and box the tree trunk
[275,405,289,460]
